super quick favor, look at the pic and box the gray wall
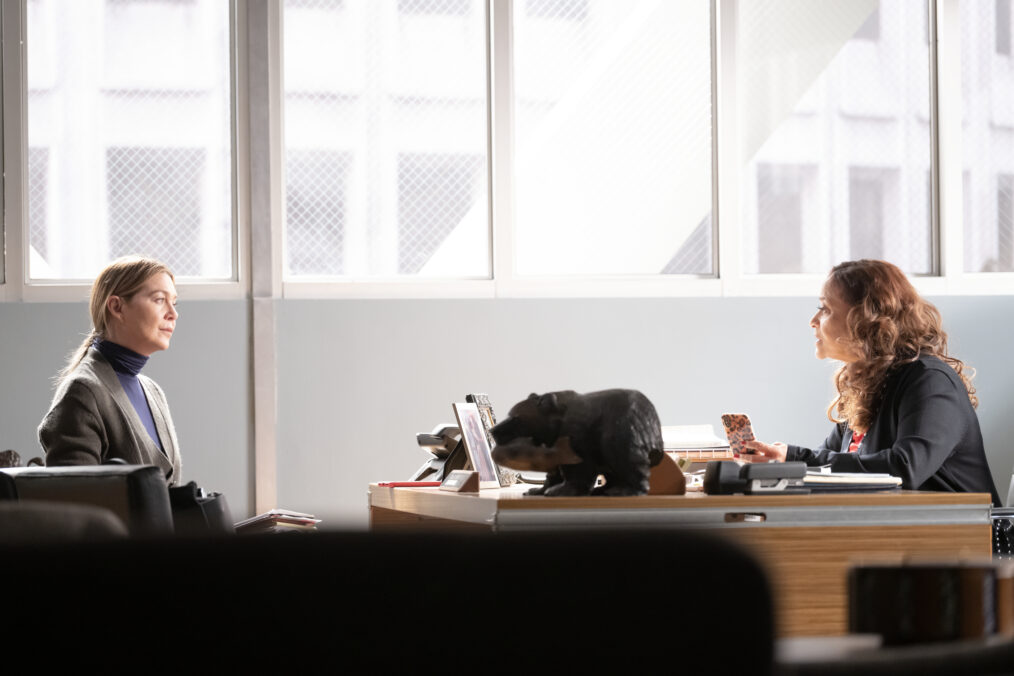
[0,301,252,518]
[275,296,1014,527]
[2,296,1012,528]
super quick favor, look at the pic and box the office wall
[2,296,1011,529]
[0,301,252,518]
[276,295,1014,527]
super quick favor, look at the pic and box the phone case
[721,413,756,456]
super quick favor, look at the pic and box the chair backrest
[0,500,128,543]
[0,465,173,536]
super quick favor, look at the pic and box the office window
[26,0,233,281]
[754,164,814,274]
[106,147,208,276]
[855,7,881,41]
[28,148,49,265]
[962,0,1014,272]
[998,0,1012,55]
[512,0,713,276]
[741,0,933,275]
[397,0,468,15]
[661,215,712,275]
[524,0,588,21]
[397,153,485,274]
[849,168,892,261]
[286,151,350,277]
[995,175,1014,271]
[283,0,490,278]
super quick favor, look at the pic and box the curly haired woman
[744,259,1001,505]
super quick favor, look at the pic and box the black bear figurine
[490,389,664,497]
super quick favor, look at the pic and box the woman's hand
[742,440,788,463]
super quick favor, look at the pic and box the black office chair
[0,499,128,543]
[0,464,174,536]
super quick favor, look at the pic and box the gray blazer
[38,348,182,485]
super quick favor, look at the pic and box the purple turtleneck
[93,339,164,453]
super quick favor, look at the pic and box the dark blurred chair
[0,464,173,536]
[0,500,127,543]
[0,528,774,673]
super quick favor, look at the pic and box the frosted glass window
[962,0,1014,272]
[741,0,933,275]
[283,0,490,278]
[512,0,713,276]
[27,0,234,280]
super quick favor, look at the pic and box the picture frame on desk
[465,393,497,448]
[453,402,501,489]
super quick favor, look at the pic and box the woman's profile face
[106,272,179,356]
[809,280,859,362]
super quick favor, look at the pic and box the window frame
[1,0,1014,302]
[0,0,248,303]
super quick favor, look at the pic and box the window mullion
[715,0,742,293]
[490,0,515,293]
[936,0,964,285]
[1,0,26,301]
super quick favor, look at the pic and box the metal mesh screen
[742,0,932,275]
[756,164,809,274]
[398,153,484,274]
[107,147,205,276]
[962,0,1014,272]
[513,0,713,276]
[662,215,713,275]
[998,175,1014,272]
[286,151,350,277]
[26,0,233,280]
[398,0,469,14]
[28,147,49,262]
[283,0,490,278]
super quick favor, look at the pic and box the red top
[848,431,865,453]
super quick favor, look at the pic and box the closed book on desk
[235,508,321,534]
[804,471,902,492]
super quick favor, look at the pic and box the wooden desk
[369,485,992,637]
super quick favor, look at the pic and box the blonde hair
[825,259,976,432]
[60,256,175,382]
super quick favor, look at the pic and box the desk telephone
[412,424,468,482]
[412,393,522,486]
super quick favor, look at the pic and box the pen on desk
[377,481,442,487]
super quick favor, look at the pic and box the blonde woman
[745,259,1001,505]
[38,256,182,485]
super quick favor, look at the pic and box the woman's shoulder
[52,350,114,399]
[891,354,965,390]
[60,350,108,384]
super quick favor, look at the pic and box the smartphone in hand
[721,413,756,457]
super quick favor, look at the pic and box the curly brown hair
[825,259,976,432]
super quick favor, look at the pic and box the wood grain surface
[368,485,992,636]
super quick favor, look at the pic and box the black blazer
[787,354,1001,506]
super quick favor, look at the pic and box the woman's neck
[93,338,149,376]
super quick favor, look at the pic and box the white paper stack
[662,424,732,452]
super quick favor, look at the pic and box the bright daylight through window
[513,0,713,276]
[740,0,933,275]
[962,0,1014,272]
[26,0,234,281]
[283,0,490,279]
